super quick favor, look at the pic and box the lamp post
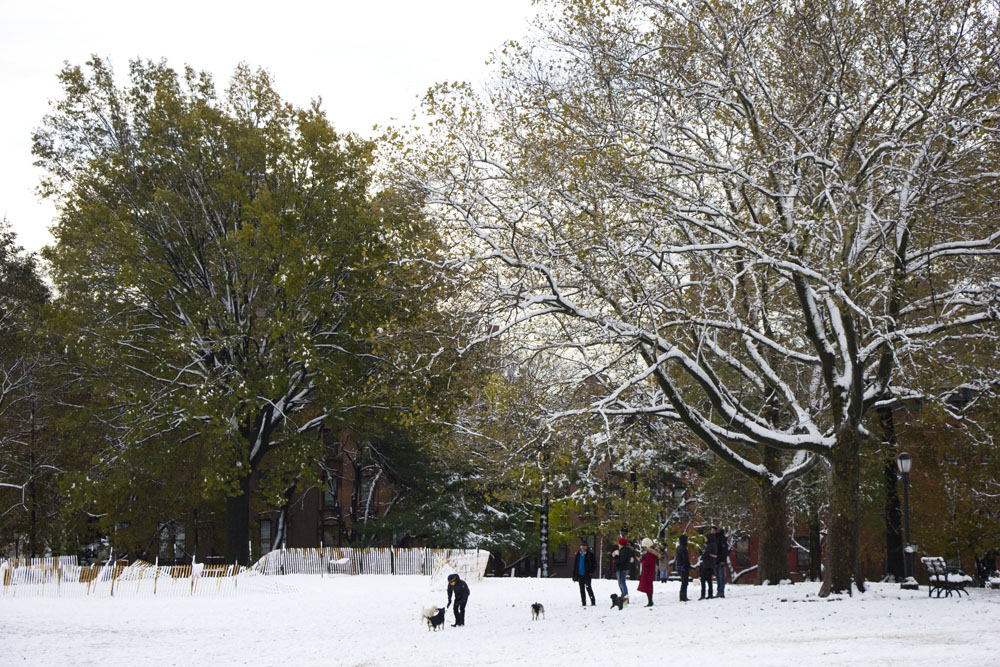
[896,452,918,589]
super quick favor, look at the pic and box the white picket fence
[0,548,490,599]
[251,547,490,580]
[0,559,292,598]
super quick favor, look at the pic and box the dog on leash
[610,593,628,610]
[423,606,446,631]
[531,602,545,620]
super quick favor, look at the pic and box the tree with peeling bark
[400,0,1000,594]
[35,58,436,564]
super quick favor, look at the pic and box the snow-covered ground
[3,575,998,666]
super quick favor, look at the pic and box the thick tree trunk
[757,478,790,584]
[820,432,864,596]
[879,406,904,582]
[756,445,789,584]
[225,474,251,566]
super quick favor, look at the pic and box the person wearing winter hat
[612,537,634,602]
[637,537,661,607]
[446,573,470,626]
[675,534,691,602]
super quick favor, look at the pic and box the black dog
[424,606,446,631]
[610,593,625,610]
[531,602,545,620]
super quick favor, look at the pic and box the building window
[795,536,810,569]
[358,475,376,512]
[323,480,338,509]
[158,523,183,562]
[551,542,568,565]
[260,519,273,553]
[733,538,751,568]
[517,554,538,576]
[322,525,341,548]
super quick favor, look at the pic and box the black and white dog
[610,593,628,610]
[531,602,545,620]
[423,606,446,631]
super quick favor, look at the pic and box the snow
[3,575,999,666]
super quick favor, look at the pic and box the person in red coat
[637,537,661,607]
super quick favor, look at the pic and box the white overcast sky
[1,0,537,254]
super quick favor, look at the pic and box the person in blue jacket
[572,542,597,606]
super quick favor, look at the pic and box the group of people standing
[571,526,730,608]
[675,525,729,601]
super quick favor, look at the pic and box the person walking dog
[612,537,634,602]
[447,573,470,626]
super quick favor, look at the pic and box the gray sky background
[1,0,536,254]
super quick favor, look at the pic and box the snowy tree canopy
[398,0,1000,594]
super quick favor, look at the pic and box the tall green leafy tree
[34,58,433,564]
[0,219,59,557]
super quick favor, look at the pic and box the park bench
[920,556,971,598]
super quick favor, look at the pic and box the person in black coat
[699,531,718,600]
[447,573,470,626]
[612,537,635,600]
[675,534,691,602]
[715,527,729,598]
[572,542,597,606]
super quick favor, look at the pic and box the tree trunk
[28,398,38,557]
[225,474,251,565]
[820,432,864,596]
[879,406,904,582]
[808,501,822,582]
[757,477,790,584]
[540,449,551,578]
[540,490,549,578]
[756,445,789,584]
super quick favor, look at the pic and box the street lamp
[896,452,918,589]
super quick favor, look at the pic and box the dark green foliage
[33,58,436,563]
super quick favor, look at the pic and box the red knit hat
[618,537,627,546]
